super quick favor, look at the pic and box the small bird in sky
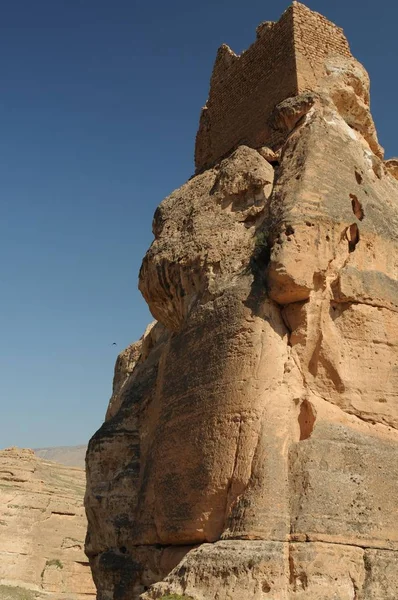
[112,342,117,346]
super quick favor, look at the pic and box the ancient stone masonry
[195,1,381,172]
[85,3,398,599]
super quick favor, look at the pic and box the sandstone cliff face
[85,4,398,600]
[0,447,95,600]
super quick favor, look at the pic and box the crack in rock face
[85,4,398,600]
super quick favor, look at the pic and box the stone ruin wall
[195,2,353,173]
[293,2,352,90]
[194,7,297,172]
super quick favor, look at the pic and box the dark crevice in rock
[223,417,244,529]
[285,224,295,237]
[355,170,363,184]
[347,223,360,253]
[288,549,295,586]
[298,400,316,441]
[288,545,308,591]
[280,309,293,347]
[350,194,365,220]
[308,332,323,377]
[350,573,359,600]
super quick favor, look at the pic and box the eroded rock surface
[85,3,398,599]
[0,447,95,600]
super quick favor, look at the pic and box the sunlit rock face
[0,447,95,600]
[85,3,398,599]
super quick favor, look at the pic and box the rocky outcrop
[385,158,398,181]
[0,447,95,599]
[85,4,398,600]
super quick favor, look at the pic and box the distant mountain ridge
[34,444,87,469]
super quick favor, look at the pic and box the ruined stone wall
[195,2,353,173]
[293,2,352,90]
[195,6,297,172]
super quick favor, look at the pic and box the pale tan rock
[256,145,279,163]
[141,541,288,600]
[0,447,95,600]
[85,4,398,600]
[320,55,383,158]
[138,145,274,330]
[385,158,398,181]
[142,541,394,600]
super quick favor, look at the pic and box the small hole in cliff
[355,171,363,184]
[244,213,260,227]
[119,546,127,554]
[347,223,360,252]
[298,400,316,441]
[286,225,295,236]
[350,194,364,221]
[251,231,271,274]
[262,581,271,593]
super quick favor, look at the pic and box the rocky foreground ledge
[0,447,95,599]
[85,3,398,599]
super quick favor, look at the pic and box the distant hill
[34,444,87,469]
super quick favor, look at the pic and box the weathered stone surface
[141,541,396,600]
[194,2,356,172]
[85,4,398,599]
[138,145,273,331]
[385,157,398,181]
[0,447,95,599]
[142,541,288,600]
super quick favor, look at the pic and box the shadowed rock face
[85,5,398,600]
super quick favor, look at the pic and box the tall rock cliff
[85,3,398,599]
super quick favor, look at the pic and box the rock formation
[85,3,398,599]
[0,447,95,599]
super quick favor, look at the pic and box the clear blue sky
[1,0,397,449]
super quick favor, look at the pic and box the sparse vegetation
[0,585,39,600]
[41,558,64,578]
[250,228,271,275]
[46,558,63,569]
[254,229,268,248]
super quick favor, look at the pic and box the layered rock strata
[85,3,398,599]
[0,447,95,599]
